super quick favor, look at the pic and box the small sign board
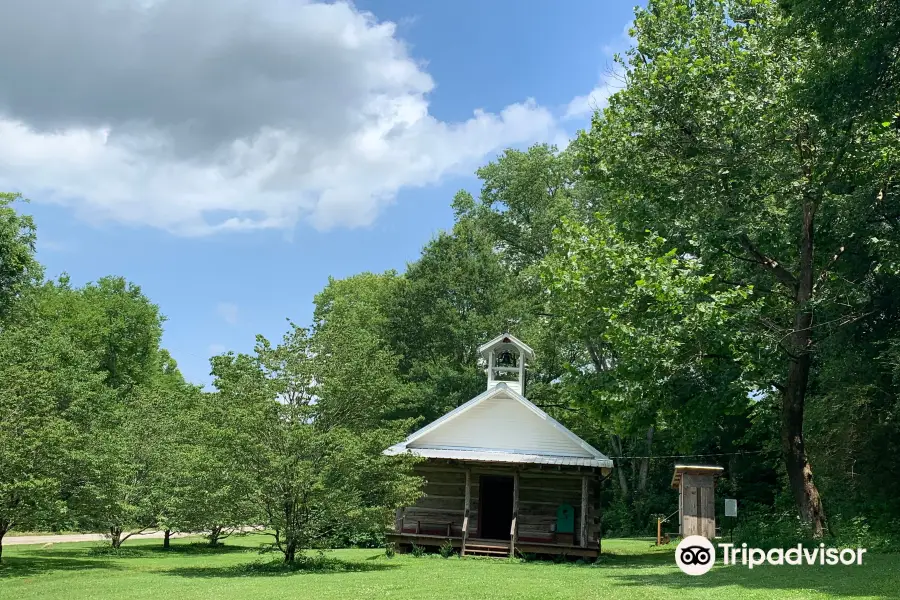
[724,498,737,517]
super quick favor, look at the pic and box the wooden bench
[414,520,452,536]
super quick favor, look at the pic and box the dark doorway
[478,475,514,540]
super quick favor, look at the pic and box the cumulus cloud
[216,302,239,325]
[564,22,632,120]
[0,0,561,235]
[208,343,228,356]
[564,74,619,120]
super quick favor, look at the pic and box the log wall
[397,461,601,545]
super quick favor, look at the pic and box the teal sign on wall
[556,503,575,534]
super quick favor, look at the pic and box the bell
[497,350,515,367]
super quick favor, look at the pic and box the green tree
[210,324,420,564]
[0,300,108,562]
[577,0,900,535]
[38,276,170,546]
[168,352,270,546]
[387,216,529,422]
[0,193,40,320]
[141,351,208,548]
[311,274,407,430]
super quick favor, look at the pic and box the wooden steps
[464,543,510,557]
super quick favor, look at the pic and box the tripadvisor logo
[675,536,867,575]
[676,536,716,575]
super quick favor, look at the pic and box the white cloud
[208,343,228,356]
[564,73,620,120]
[0,0,562,235]
[564,21,633,121]
[216,302,239,325]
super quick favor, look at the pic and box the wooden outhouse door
[681,473,716,538]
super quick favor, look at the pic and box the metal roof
[671,464,725,488]
[385,447,613,469]
[477,333,535,359]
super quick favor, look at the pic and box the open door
[478,475,513,540]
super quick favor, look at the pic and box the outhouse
[672,464,724,539]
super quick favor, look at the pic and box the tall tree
[209,324,420,564]
[0,298,108,562]
[38,276,170,546]
[577,0,900,535]
[311,274,407,430]
[0,193,40,320]
[386,214,533,423]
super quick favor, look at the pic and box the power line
[608,449,773,460]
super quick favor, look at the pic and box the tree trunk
[0,524,8,564]
[208,525,222,546]
[110,527,122,549]
[284,539,297,563]
[609,435,630,497]
[163,529,171,549]
[782,198,826,537]
[638,426,653,493]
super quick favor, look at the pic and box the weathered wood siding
[399,465,477,536]
[518,472,596,543]
[397,463,600,545]
[680,473,716,539]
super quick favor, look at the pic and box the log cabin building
[384,334,613,558]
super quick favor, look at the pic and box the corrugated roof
[386,447,613,469]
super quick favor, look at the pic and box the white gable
[388,384,610,464]
[410,392,593,457]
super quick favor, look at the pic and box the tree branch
[738,234,799,293]
[815,240,850,291]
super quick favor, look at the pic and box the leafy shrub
[733,508,900,552]
[410,543,425,558]
[384,542,396,558]
[438,539,455,558]
[830,515,900,553]
[732,509,817,549]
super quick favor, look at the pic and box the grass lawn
[1,535,897,600]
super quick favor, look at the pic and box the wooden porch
[387,532,601,558]
[390,460,604,559]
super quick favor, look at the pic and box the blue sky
[2,0,638,386]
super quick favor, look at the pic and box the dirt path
[3,530,198,546]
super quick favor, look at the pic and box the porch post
[510,470,519,558]
[580,474,589,548]
[462,467,471,556]
[597,476,603,555]
[394,507,403,532]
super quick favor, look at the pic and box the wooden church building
[384,334,613,558]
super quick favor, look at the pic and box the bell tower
[478,333,535,396]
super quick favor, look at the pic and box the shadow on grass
[609,555,900,599]
[593,550,674,569]
[0,555,121,579]
[84,542,256,558]
[164,555,399,578]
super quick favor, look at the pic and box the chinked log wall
[398,462,599,545]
